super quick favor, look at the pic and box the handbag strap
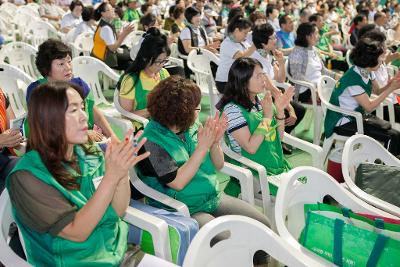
[366,234,389,267]
[333,219,344,266]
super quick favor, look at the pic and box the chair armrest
[103,113,133,136]
[282,134,324,169]
[129,169,190,217]
[322,102,364,134]
[273,81,292,90]
[123,206,172,261]
[220,162,255,205]
[167,57,184,68]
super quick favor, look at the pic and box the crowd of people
[1,0,400,266]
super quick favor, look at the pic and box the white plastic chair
[345,49,352,67]
[130,160,256,218]
[113,88,150,128]
[0,189,178,266]
[16,5,39,18]
[0,64,35,118]
[182,215,323,267]
[187,48,220,115]
[0,42,40,80]
[12,12,39,38]
[285,60,323,145]
[72,32,94,57]
[221,132,323,225]
[71,56,118,107]
[122,30,145,48]
[274,166,399,266]
[0,16,16,43]
[318,75,364,162]
[342,134,400,217]
[24,20,60,48]
[0,2,18,16]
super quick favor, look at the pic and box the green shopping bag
[299,204,400,267]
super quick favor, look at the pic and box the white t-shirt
[100,25,115,46]
[72,21,95,42]
[216,37,251,82]
[268,18,280,31]
[302,49,323,94]
[337,66,376,126]
[179,27,207,47]
[251,50,274,80]
[61,13,82,30]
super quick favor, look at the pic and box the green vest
[137,120,221,215]
[123,8,140,22]
[126,70,168,111]
[224,103,291,196]
[324,66,372,138]
[6,145,128,267]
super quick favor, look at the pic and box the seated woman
[215,15,255,93]
[252,23,306,143]
[0,88,22,191]
[177,6,219,56]
[72,6,96,42]
[288,22,338,102]
[217,57,294,196]
[136,75,271,265]
[26,39,116,142]
[324,35,400,156]
[91,2,135,71]
[7,81,149,266]
[118,28,170,120]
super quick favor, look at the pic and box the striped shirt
[223,99,262,154]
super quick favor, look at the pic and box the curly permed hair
[147,76,201,131]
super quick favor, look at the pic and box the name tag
[92,176,103,190]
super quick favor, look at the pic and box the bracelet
[275,115,285,120]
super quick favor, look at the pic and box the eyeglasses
[154,58,169,65]
[195,107,201,112]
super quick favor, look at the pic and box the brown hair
[147,76,201,131]
[27,81,84,190]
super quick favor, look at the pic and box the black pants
[0,152,19,193]
[285,101,306,133]
[334,120,400,156]
[298,89,312,103]
[383,103,400,123]
[114,47,134,71]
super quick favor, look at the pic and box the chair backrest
[0,9,14,23]
[73,32,94,57]
[0,191,31,267]
[0,42,40,80]
[318,75,336,115]
[274,166,398,266]
[187,48,220,115]
[170,43,180,58]
[72,56,119,106]
[25,20,59,48]
[345,49,352,67]
[342,134,400,217]
[17,5,39,17]
[182,215,321,267]
[12,12,38,37]
[122,30,145,48]
[0,3,18,16]
[0,64,35,118]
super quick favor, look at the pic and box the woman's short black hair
[227,7,243,24]
[82,6,94,22]
[350,36,385,68]
[357,24,377,39]
[184,6,200,23]
[218,57,263,111]
[252,23,274,49]
[173,6,185,20]
[227,15,252,34]
[35,39,72,77]
[69,0,83,12]
[140,13,157,28]
[294,22,317,47]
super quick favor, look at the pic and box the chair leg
[313,108,322,145]
[322,136,334,163]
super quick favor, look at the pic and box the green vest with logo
[6,145,128,267]
[224,102,292,196]
[324,66,372,138]
[137,120,221,215]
